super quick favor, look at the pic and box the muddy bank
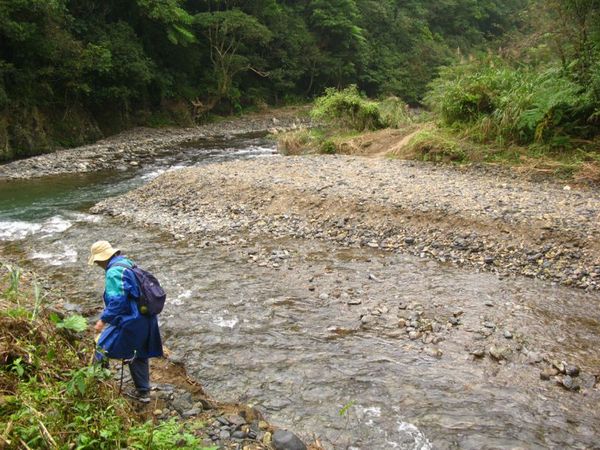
[0,108,308,180]
[93,155,600,290]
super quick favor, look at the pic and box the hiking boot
[125,389,151,403]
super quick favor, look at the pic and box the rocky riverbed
[93,155,600,291]
[0,109,308,180]
[3,131,599,447]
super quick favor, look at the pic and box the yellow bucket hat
[88,240,119,266]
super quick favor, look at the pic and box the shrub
[311,85,383,131]
[378,96,413,128]
[320,140,337,154]
[405,129,467,163]
[425,59,598,146]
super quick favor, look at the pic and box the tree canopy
[8,0,596,158]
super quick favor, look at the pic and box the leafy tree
[194,8,272,109]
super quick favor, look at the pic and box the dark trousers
[128,358,150,393]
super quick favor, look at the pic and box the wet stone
[565,365,580,377]
[559,375,581,392]
[228,415,246,427]
[220,430,231,440]
[232,430,246,439]
[182,408,201,418]
[272,429,307,450]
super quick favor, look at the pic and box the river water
[1,135,599,449]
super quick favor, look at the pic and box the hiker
[88,240,163,403]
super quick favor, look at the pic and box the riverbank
[93,155,600,291]
[278,124,600,185]
[0,262,316,449]
[0,108,309,180]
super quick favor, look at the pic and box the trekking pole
[119,360,125,394]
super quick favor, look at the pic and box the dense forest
[1,0,599,162]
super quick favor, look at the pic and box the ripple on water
[212,313,239,329]
[31,245,78,266]
[40,215,73,235]
[0,220,42,241]
[170,289,192,306]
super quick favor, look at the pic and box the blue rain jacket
[96,256,163,360]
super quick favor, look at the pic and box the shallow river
[1,135,599,449]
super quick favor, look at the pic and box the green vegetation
[3,0,596,179]
[0,0,528,160]
[281,0,600,181]
[0,264,214,449]
[311,86,383,131]
[418,0,600,179]
[426,62,595,148]
[280,87,413,155]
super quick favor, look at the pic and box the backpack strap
[110,262,141,298]
[111,262,136,270]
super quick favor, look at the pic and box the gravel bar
[93,155,600,290]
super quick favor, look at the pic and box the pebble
[182,408,201,418]
[540,368,559,380]
[471,348,486,358]
[232,430,246,439]
[448,317,460,326]
[220,430,232,440]
[408,331,421,340]
[527,352,543,364]
[489,345,510,361]
[503,330,513,339]
[559,375,580,392]
[565,365,580,377]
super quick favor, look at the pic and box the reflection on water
[1,136,599,449]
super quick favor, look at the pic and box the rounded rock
[272,429,307,450]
